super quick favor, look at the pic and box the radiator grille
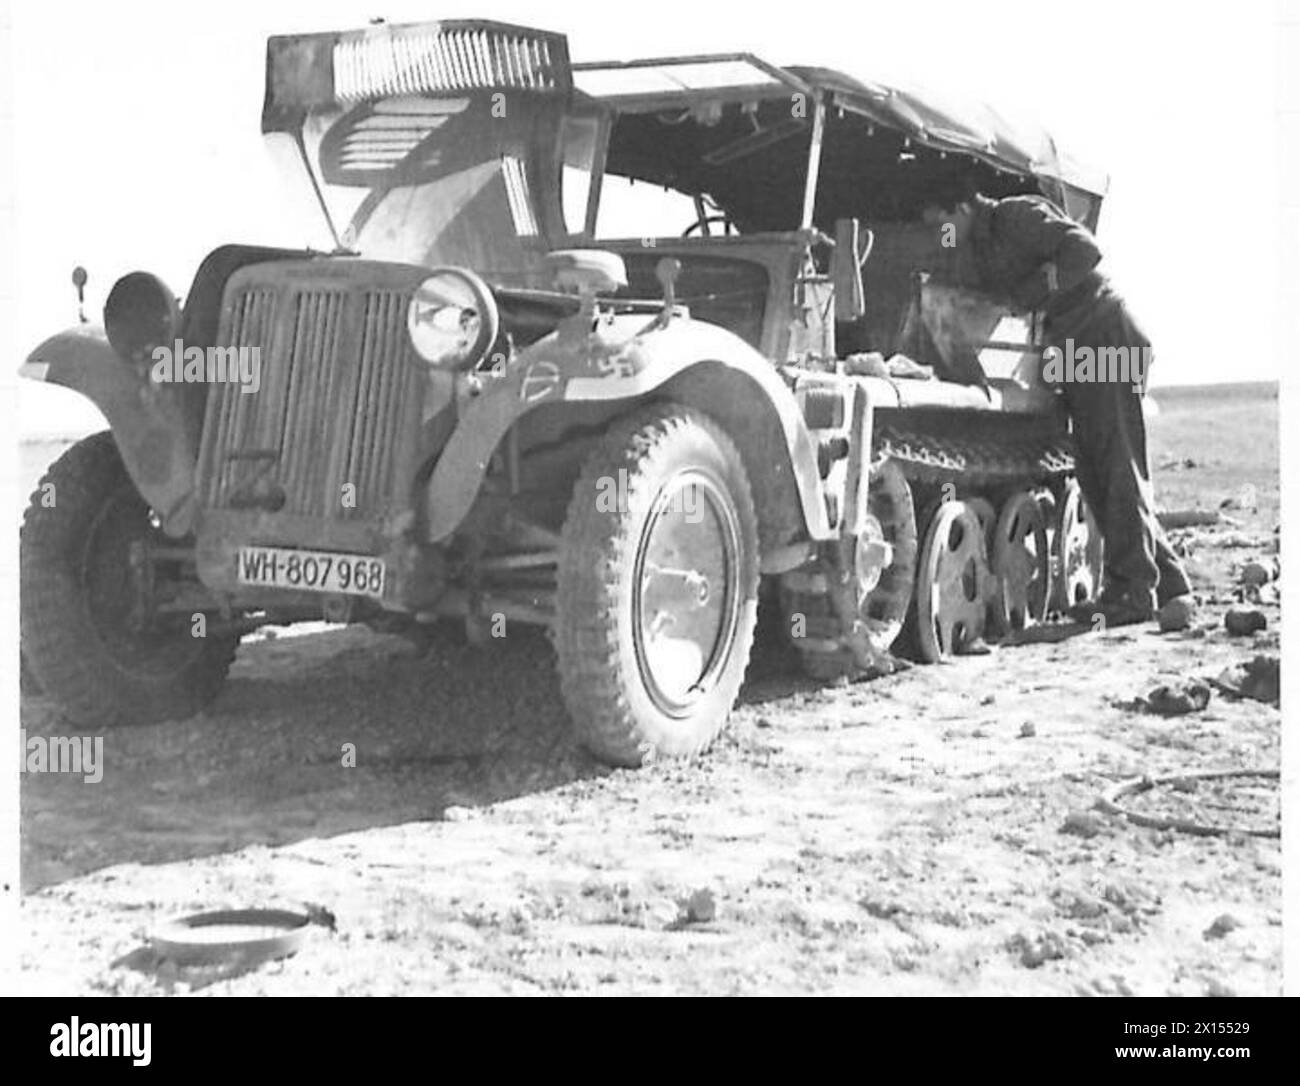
[199,280,419,521]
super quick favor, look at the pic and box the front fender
[422,314,831,546]
[22,326,200,534]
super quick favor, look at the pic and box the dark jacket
[968,194,1107,336]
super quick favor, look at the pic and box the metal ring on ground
[150,908,313,966]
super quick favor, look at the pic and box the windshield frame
[267,89,587,271]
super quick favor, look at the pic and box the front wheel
[20,431,238,727]
[555,404,759,766]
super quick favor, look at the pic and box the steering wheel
[682,215,736,238]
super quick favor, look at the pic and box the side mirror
[831,218,867,322]
[72,265,88,324]
[544,249,628,296]
[544,249,628,326]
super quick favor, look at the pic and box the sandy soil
[15,384,1282,995]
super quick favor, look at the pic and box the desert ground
[14,382,1281,995]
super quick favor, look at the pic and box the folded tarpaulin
[263,20,572,132]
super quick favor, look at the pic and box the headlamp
[407,269,498,371]
[103,271,182,369]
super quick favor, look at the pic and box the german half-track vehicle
[20,20,1105,765]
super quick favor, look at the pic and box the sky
[3,0,1296,435]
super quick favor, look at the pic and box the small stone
[861,897,903,920]
[1206,978,1237,997]
[1157,595,1195,632]
[441,805,476,822]
[1225,609,1267,636]
[1239,562,1271,587]
[1061,811,1105,838]
[681,888,717,924]
[1007,930,1068,968]
[1220,489,1257,512]
[1055,890,1107,920]
[1240,655,1281,704]
[647,898,682,929]
[1018,722,1036,738]
[1213,657,1281,704]
[1102,879,1156,915]
[302,902,338,932]
[1146,681,1212,716]
[1203,913,1242,940]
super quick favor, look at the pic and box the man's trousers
[1051,292,1191,608]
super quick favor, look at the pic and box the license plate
[236,546,386,599]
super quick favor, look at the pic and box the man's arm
[994,198,1102,309]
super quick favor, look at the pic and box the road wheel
[779,459,917,679]
[991,489,1052,632]
[1052,478,1104,612]
[20,431,238,727]
[914,499,996,661]
[555,404,759,766]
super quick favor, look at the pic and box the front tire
[20,431,238,727]
[555,404,759,766]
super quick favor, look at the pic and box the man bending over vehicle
[921,183,1192,626]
